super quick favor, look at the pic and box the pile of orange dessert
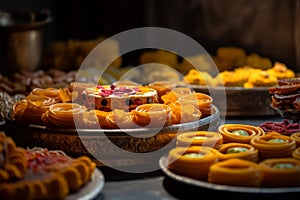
[11,81,214,129]
[0,132,96,199]
[167,123,300,187]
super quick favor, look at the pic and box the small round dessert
[292,147,300,160]
[258,158,300,187]
[218,124,265,144]
[106,109,136,129]
[42,103,87,129]
[146,81,175,102]
[167,146,219,180]
[132,103,172,127]
[178,92,213,117]
[12,94,57,125]
[291,132,300,147]
[176,131,223,149]
[208,158,263,187]
[82,85,159,112]
[250,132,296,160]
[217,142,259,162]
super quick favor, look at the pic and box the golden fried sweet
[0,132,27,182]
[217,142,259,162]
[12,95,57,125]
[244,70,278,88]
[178,92,213,117]
[292,147,300,160]
[208,158,263,187]
[106,109,136,129]
[291,132,300,147]
[167,146,219,180]
[218,124,265,144]
[132,103,172,127]
[250,132,296,160]
[259,158,300,187]
[267,62,295,80]
[176,131,223,149]
[183,69,214,86]
[168,101,202,124]
[42,103,87,129]
[161,87,192,105]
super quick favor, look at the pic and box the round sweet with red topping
[82,85,159,111]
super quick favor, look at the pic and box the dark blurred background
[0,0,299,72]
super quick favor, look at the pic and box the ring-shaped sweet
[12,95,57,125]
[208,158,263,187]
[106,109,136,129]
[250,132,296,160]
[217,142,259,162]
[42,103,87,129]
[258,158,300,187]
[168,101,202,124]
[176,131,223,149]
[218,124,265,143]
[292,147,300,160]
[291,132,300,147]
[178,92,213,111]
[30,88,61,102]
[167,146,219,180]
[132,103,172,127]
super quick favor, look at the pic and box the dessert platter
[159,122,300,196]
[0,132,104,200]
[4,80,221,167]
[183,61,297,116]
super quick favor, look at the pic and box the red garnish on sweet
[25,148,70,172]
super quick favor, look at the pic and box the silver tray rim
[66,168,104,200]
[17,105,220,135]
[159,154,300,194]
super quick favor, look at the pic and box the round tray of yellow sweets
[159,154,300,195]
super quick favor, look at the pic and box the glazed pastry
[106,109,136,129]
[146,81,175,102]
[132,103,172,127]
[161,87,192,105]
[267,62,295,80]
[258,158,300,187]
[93,110,112,129]
[292,147,300,160]
[12,94,56,125]
[208,158,263,187]
[178,92,213,117]
[176,131,223,149]
[217,142,259,162]
[213,71,247,87]
[0,132,27,182]
[250,132,296,160]
[0,147,96,200]
[291,132,300,147]
[218,124,265,144]
[244,70,278,88]
[42,103,87,129]
[29,87,61,102]
[168,101,202,124]
[183,69,214,86]
[167,146,219,180]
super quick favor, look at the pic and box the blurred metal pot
[0,10,51,75]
